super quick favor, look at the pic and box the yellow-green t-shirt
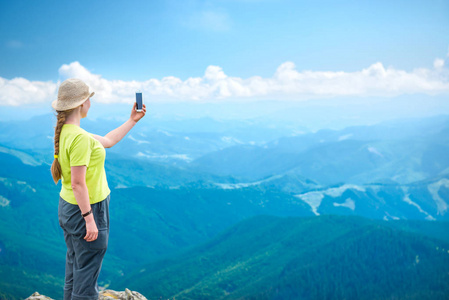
[59,124,110,205]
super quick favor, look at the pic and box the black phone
[135,92,143,112]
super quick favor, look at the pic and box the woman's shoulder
[61,124,94,144]
[62,124,90,135]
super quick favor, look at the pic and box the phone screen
[136,93,143,111]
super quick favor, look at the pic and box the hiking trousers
[58,195,110,300]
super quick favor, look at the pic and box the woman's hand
[84,214,98,242]
[92,103,147,148]
[130,103,147,123]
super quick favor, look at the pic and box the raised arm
[92,103,146,148]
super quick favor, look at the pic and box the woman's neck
[64,110,81,126]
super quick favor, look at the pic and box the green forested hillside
[0,152,312,299]
[1,115,449,299]
[116,215,449,300]
[2,149,449,299]
[0,154,65,299]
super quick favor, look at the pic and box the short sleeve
[69,133,92,167]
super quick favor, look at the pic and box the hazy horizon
[1,94,448,133]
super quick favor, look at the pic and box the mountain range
[0,113,449,299]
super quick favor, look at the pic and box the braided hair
[50,109,74,184]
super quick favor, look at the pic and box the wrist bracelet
[82,209,92,218]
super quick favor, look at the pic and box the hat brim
[52,92,95,111]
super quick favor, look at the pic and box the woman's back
[59,123,110,205]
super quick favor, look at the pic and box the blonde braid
[51,109,74,183]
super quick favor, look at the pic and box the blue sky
[1,0,448,81]
[0,0,448,128]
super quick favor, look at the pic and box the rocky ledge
[26,289,147,300]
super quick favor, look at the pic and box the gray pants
[58,195,110,300]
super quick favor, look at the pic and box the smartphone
[135,92,143,112]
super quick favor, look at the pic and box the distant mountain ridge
[2,114,449,183]
[191,115,449,185]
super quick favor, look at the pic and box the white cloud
[434,58,445,69]
[1,59,449,106]
[0,77,57,106]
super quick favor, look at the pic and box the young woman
[50,78,146,300]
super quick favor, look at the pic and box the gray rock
[100,289,148,300]
[25,292,54,300]
[26,289,147,300]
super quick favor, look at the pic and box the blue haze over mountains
[2,101,448,221]
[1,100,449,299]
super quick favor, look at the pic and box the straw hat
[52,78,95,111]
